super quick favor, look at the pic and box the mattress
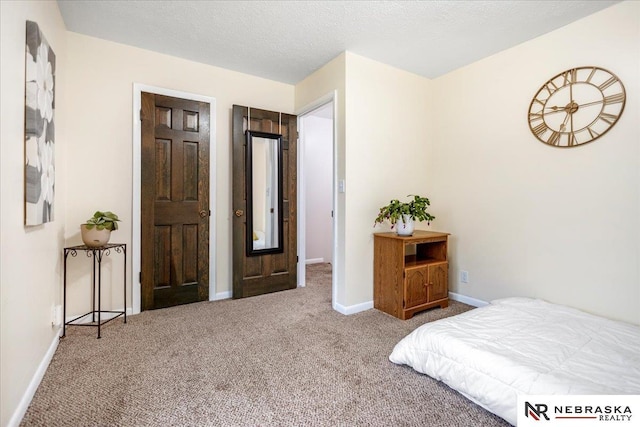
[389,297,640,425]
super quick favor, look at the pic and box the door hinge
[296,256,299,263]
[139,272,142,283]
[140,109,143,121]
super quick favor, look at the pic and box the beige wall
[344,53,433,306]
[63,32,294,314]
[430,0,640,324]
[0,2,68,425]
[295,53,433,309]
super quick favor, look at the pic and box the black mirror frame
[245,130,284,257]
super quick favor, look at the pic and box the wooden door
[404,266,428,309]
[232,105,297,298]
[141,92,210,310]
[427,262,448,302]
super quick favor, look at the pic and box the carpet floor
[21,263,508,426]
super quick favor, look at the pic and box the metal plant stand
[62,243,127,338]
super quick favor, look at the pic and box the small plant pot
[395,215,415,236]
[81,224,112,247]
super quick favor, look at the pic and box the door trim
[295,91,338,310]
[132,84,217,314]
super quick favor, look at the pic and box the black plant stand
[62,243,127,338]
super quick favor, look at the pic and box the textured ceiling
[57,0,620,84]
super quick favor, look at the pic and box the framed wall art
[25,20,55,225]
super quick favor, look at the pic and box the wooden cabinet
[374,231,449,320]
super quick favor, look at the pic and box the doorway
[297,98,336,295]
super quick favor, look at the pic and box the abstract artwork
[25,20,55,225]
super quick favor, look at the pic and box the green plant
[374,195,435,227]
[84,211,121,231]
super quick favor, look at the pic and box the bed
[389,297,640,425]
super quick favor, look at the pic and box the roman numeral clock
[528,66,626,147]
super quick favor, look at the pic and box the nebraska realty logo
[517,395,640,426]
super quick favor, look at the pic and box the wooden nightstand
[374,231,449,320]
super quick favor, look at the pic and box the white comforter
[389,297,640,425]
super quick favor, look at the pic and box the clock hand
[542,107,567,116]
[559,112,571,132]
[545,99,600,115]
[569,82,574,137]
[569,82,573,110]
[575,99,604,108]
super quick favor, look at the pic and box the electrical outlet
[460,270,469,284]
[51,305,62,327]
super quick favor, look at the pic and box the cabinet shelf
[374,230,450,320]
[404,256,444,268]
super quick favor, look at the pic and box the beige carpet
[21,264,508,426]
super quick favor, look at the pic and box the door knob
[235,209,244,217]
[199,210,208,218]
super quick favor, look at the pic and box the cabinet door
[404,266,429,309]
[427,262,448,302]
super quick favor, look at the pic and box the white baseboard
[332,293,486,315]
[333,299,374,315]
[8,331,60,427]
[212,290,231,301]
[448,292,488,307]
[305,258,325,265]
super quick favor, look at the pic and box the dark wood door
[232,105,297,298]
[141,92,210,310]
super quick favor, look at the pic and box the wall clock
[528,66,626,148]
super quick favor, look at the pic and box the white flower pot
[395,215,414,236]
[81,224,112,247]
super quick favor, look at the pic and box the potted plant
[80,211,121,247]
[374,195,435,236]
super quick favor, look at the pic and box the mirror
[246,130,283,256]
